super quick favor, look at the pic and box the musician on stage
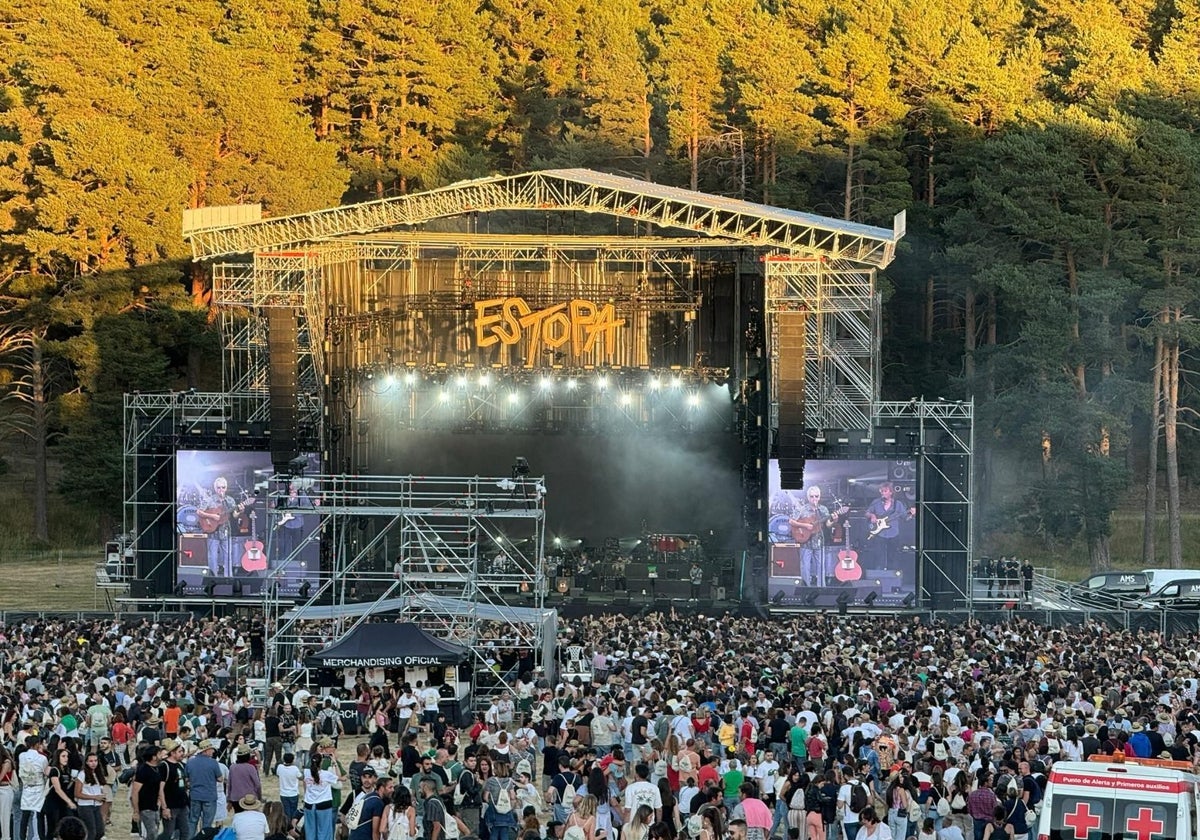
[795,486,840,587]
[865,481,915,570]
[201,476,238,576]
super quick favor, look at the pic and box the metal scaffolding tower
[764,256,879,430]
[262,473,550,700]
[874,400,975,609]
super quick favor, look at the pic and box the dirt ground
[104,733,377,835]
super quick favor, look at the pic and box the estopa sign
[474,297,626,366]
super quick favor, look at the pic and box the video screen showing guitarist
[865,481,915,571]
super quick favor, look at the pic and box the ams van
[1037,755,1198,840]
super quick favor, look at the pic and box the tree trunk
[843,138,855,221]
[1064,249,1086,396]
[1143,331,1163,566]
[1165,326,1182,568]
[31,341,48,545]
[963,284,976,382]
[1089,533,1112,571]
[642,94,652,181]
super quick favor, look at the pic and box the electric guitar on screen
[867,507,915,539]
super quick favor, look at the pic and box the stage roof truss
[183,170,900,267]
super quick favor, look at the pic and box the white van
[1143,568,1200,591]
[1036,755,1198,840]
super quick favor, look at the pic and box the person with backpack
[548,755,582,824]
[317,701,343,748]
[837,767,870,840]
[481,763,518,840]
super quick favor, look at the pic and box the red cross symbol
[1063,802,1102,840]
[1125,807,1165,840]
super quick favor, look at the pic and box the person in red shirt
[697,755,720,789]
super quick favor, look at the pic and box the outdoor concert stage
[119,169,972,688]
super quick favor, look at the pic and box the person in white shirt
[623,764,662,823]
[420,685,441,731]
[276,754,303,821]
[231,795,269,840]
[756,756,780,800]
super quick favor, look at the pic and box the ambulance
[1036,755,1199,840]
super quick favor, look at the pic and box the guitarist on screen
[794,486,841,587]
[199,477,240,576]
[274,479,316,568]
[865,481,915,571]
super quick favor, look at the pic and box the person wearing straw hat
[232,795,268,840]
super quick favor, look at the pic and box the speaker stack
[776,312,806,489]
[267,309,300,473]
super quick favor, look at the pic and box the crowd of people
[0,610,1198,840]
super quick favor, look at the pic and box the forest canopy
[1,0,1199,566]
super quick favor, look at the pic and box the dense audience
[1,610,1198,840]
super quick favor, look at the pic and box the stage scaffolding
[764,256,879,431]
[874,400,975,609]
[116,168,913,635]
[261,473,550,701]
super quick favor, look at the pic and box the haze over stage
[370,430,744,547]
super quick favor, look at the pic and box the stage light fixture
[836,591,852,606]
[455,375,467,388]
[649,377,661,390]
[863,591,878,606]
[688,394,700,408]
[513,456,530,476]
[298,580,312,599]
[553,537,562,546]
[620,393,632,406]
[771,590,785,604]
[384,373,396,387]
[405,372,417,385]
[508,391,519,404]
[804,591,819,605]
[597,376,609,390]
[478,374,490,387]
[902,592,917,607]
[672,376,682,388]
[174,581,187,597]
[365,370,374,381]
[539,377,552,390]
[566,378,577,390]
[439,391,450,403]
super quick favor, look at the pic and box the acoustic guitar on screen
[196,495,255,534]
[241,511,266,572]
[833,522,862,582]
[788,501,849,545]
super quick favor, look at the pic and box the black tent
[305,622,469,669]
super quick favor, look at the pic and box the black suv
[1072,571,1149,607]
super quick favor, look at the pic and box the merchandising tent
[305,622,468,669]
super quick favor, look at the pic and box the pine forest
[2,0,1200,570]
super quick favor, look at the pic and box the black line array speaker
[268,308,299,473]
[776,312,806,488]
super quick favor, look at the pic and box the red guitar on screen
[241,512,266,572]
[834,521,862,582]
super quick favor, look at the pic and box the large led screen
[175,451,321,597]
[766,458,918,608]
